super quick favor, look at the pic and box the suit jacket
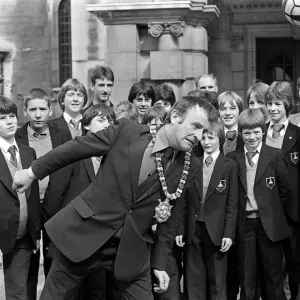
[182,153,238,246]
[264,122,300,222]
[30,118,200,281]
[48,114,72,142]
[289,112,300,127]
[227,144,290,242]
[0,143,40,254]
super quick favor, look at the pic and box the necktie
[272,124,284,139]
[205,155,213,167]
[33,132,47,138]
[226,130,237,142]
[8,145,18,168]
[162,147,174,170]
[70,119,81,130]
[246,151,257,167]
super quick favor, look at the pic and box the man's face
[0,113,18,139]
[200,132,220,154]
[63,90,85,115]
[197,76,218,93]
[219,100,240,130]
[154,100,172,113]
[242,127,263,152]
[170,106,210,151]
[266,99,287,124]
[90,78,113,103]
[248,93,265,110]
[132,95,152,118]
[85,113,112,133]
[24,99,52,132]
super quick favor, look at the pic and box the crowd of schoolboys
[0,66,300,300]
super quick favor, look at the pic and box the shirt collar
[203,149,220,163]
[269,119,289,130]
[224,125,238,135]
[244,142,263,155]
[0,136,19,153]
[152,126,171,154]
[27,123,49,136]
[63,112,82,124]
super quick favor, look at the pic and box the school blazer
[264,122,300,222]
[0,143,40,254]
[227,144,290,242]
[48,114,72,141]
[30,118,200,281]
[182,154,238,246]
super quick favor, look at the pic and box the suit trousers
[184,221,227,300]
[3,233,33,300]
[237,217,286,300]
[40,237,154,300]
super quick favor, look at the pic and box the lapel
[205,154,227,201]
[18,143,32,199]
[49,124,63,148]
[282,123,297,154]
[0,151,18,198]
[82,158,95,181]
[15,124,29,146]
[135,150,187,204]
[236,151,247,191]
[129,135,152,202]
[255,144,271,185]
[51,115,72,139]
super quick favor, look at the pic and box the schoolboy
[228,108,290,300]
[44,104,117,300]
[153,83,176,113]
[215,91,244,155]
[265,81,300,300]
[176,121,238,300]
[49,78,88,140]
[0,95,40,299]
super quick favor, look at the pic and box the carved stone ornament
[148,21,186,38]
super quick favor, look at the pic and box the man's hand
[12,169,34,193]
[33,240,41,254]
[220,237,232,252]
[175,235,185,247]
[153,269,170,293]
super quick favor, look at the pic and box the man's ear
[24,107,27,117]
[215,86,219,93]
[90,82,95,92]
[49,106,53,117]
[170,109,179,124]
[84,125,90,131]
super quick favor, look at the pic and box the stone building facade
[1,0,300,124]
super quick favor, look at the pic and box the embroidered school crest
[266,177,275,189]
[291,152,299,164]
[216,180,226,192]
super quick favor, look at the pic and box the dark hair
[128,81,155,104]
[82,104,116,135]
[24,88,50,109]
[187,90,218,105]
[203,121,225,145]
[58,78,88,111]
[90,66,114,85]
[141,106,167,125]
[238,108,266,133]
[0,95,18,118]
[216,91,244,113]
[194,73,218,89]
[265,81,294,117]
[154,83,176,106]
[166,95,219,124]
[114,101,139,122]
[247,80,269,106]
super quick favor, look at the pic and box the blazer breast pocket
[71,196,95,219]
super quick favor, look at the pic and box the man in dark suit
[176,121,238,300]
[49,78,88,140]
[0,95,40,300]
[12,96,218,300]
[228,108,290,300]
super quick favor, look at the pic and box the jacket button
[128,209,132,214]
[195,214,198,218]
[15,202,19,207]
[244,195,247,198]
[112,225,117,230]
[14,220,19,225]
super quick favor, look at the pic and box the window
[58,0,72,86]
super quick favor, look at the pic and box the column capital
[148,21,186,38]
